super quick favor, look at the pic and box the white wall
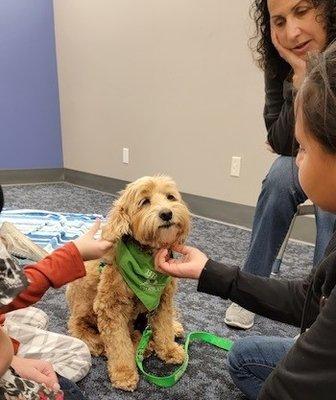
[54,0,276,207]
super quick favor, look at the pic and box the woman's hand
[271,29,306,90]
[154,244,208,279]
[11,355,60,391]
[73,219,113,261]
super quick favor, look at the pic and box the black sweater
[264,62,298,156]
[198,232,336,399]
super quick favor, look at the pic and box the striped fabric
[0,209,104,253]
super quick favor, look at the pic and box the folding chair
[271,203,315,275]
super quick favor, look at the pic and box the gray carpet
[2,183,314,400]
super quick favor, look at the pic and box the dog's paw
[155,342,185,364]
[110,365,139,392]
[173,320,184,338]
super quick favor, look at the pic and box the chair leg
[271,212,298,275]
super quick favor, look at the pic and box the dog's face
[104,176,190,249]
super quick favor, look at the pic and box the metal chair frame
[271,204,315,274]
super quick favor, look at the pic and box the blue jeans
[58,375,86,400]
[244,156,336,277]
[227,336,294,400]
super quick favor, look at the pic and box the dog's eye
[139,198,150,207]
[167,194,176,201]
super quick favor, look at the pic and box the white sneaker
[0,222,48,262]
[224,302,255,329]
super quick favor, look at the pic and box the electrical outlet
[123,147,129,164]
[230,156,241,177]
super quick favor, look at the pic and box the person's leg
[314,206,336,265]
[225,156,306,329]
[227,336,294,400]
[5,323,92,382]
[58,374,86,400]
[4,307,49,330]
[243,156,306,277]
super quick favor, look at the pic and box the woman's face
[267,0,327,60]
[295,101,336,212]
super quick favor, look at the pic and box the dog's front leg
[150,279,185,364]
[94,270,139,391]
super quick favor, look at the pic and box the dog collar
[115,239,171,312]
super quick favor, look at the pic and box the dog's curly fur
[66,176,190,391]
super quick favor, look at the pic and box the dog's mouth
[158,222,176,229]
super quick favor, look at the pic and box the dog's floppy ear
[177,200,191,245]
[102,194,131,243]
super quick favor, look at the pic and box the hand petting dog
[73,219,113,261]
[155,244,208,279]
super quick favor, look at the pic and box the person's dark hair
[249,0,336,76]
[297,40,336,153]
[0,186,3,213]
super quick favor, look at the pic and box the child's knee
[227,337,253,374]
[227,343,242,373]
[39,334,92,382]
[66,338,92,382]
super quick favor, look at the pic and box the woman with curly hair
[225,0,336,330]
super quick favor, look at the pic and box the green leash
[136,326,234,388]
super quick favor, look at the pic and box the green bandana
[115,239,171,312]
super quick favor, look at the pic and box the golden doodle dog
[66,175,190,391]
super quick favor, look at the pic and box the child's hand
[11,355,60,391]
[0,327,13,377]
[73,220,113,261]
[154,244,208,279]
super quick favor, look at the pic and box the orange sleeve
[0,242,86,314]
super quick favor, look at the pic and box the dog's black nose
[159,209,173,222]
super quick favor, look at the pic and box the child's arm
[0,326,14,377]
[0,220,112,314]
[1,242,85,314]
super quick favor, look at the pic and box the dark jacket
[198,232,336,399]
[264,62,298,156]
